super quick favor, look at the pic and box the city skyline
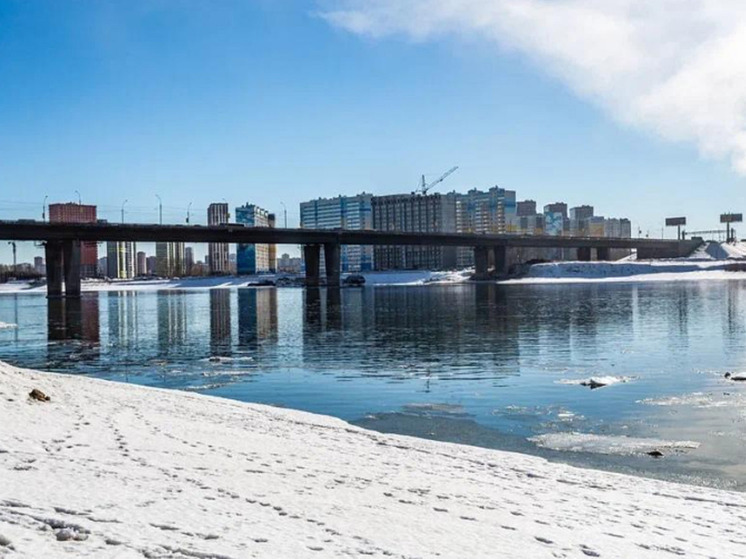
[1,1,744,265]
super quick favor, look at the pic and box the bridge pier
[577,247,592,262]
[473,246,490,280]
[44,241,64,298]
[63,240,81,298]
[303,244,321,287]
[596,247,610,261]
[324,243,341,287]
[493,245,507,276]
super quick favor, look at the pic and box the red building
[49,203,98,278]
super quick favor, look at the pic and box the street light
[7,242,16,275]
[156,194,162,225]
[186,202,192,224]
[74,190,81,205]
[121,199,128,224]
[42,195,48,222]
[280,201,288,228]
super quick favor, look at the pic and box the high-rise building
[604,218,632,238]
[277,253,302,274]
[146,256,157,276]
[569,205,595,236]
[588,216,606,237]
[300,194,374,272]
[34,256,44,276]
[570,205,594,221]
[372,193,457,270]
[136,251,147,276]
[185,247,194,276]
[516,200,537,217]
[49,203,98,277]
[455,186,516,266]
[106,242,136,279]
[543,202,568,219]
[156,242,185,277]
[235,203,274,274]
[207,203,230,275]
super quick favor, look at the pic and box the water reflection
[157,291,188,353]
[238,288,278,349]
[210,289,232,356]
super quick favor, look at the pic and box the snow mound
[361,270,472,286]
[530,433,700,456]
[556,376,633,389]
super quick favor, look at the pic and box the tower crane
[418,166,458,195]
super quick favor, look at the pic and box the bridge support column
[45,241,64,299]
[303,244,321,287]
[473,246,489,280]
[596,247,610,261]
[323,243,341,287]
[63,240,81,298]
[493,245,507,276]
[577,247,592,262]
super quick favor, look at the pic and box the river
[2,281,746,489]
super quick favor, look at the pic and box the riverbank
[0,270,472,294]
[1,361,744,558]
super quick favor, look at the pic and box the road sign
[720,213,743,223]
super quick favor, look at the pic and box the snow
[1,361,745,558]
[502,241,746,285]
[0,322,17,330]
[360,270,471,286]
[529,433,700,456]
[0,270,473,295]
[503,260,746,285]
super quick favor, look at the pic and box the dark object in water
[343,274,366,287]
[647,450,664,458]
[245,279,275,287]
[29,388,50,402]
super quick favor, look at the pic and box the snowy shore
[1,362,745,558]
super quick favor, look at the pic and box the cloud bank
[321,1,746,174]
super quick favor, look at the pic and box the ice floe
[530,432,700,456]
[556,376,634,389]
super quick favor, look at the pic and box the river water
[2,281,746,489]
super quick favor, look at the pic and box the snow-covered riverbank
[1,361,744,558]
[0,270,472,295]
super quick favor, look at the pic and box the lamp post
[156,195,163,225]
[74,190,81,205]
[7,242,16,275]
[42,195,48,222]
[121,199,128,224]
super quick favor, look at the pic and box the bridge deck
[0,221,696,251]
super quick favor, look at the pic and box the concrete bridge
[0,220,700,296]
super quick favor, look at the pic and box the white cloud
[320,0,746,174]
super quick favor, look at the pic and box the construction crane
[418,166,458,195]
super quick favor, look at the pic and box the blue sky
[1,1,744,263]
